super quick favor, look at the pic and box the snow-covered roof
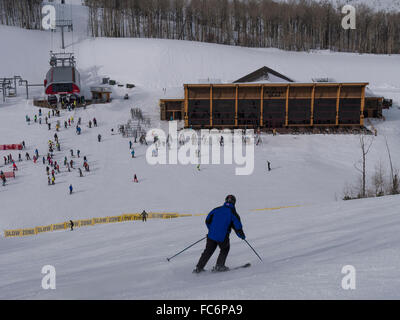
[365,87,382,98]
[233,66,295,84]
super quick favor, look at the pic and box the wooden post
[260,85,264,127]
[285,85,289,127]
[184,85,189,128]
[235,85,238,127]
[360,85,365,126]
[336,84,341,126]
[210,85,213,127]
[310,85,315,126]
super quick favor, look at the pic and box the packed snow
[0,20,400,299]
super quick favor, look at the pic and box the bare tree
[372,161,385,197]
[383,136,400,195]
[354,135,374,198]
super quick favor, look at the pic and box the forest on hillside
[0,0,399,54]
[0,0,42,30]
[84,0,400,54]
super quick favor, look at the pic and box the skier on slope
[193,195,245,273]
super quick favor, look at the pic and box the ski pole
[244,239,263,261]
[167,236,206,262]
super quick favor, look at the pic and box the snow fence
[3,205,303,238]
[0,144,23,150]
[3,212,194,238]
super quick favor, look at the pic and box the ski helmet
[225,195,236,205]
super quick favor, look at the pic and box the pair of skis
[199,263,251,274]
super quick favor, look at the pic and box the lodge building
[160,67,386,131]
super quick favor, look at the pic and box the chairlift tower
[44,1,81,96]
[55,19,73,50]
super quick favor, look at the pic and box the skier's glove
[237,229,246,240]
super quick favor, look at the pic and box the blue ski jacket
[205,202,245,243]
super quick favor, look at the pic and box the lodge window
[213,100,235,125]
[188,100,210,126]
[237,100,260,126]
[288,99,311,125]
[263,99,285,128]
[313,99,337,124]
[339,98,361,124]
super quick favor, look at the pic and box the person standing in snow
[141,210,148,222]
[70,220,74,231]
[83,161,90,172]
[267,161,271,172]
[69,184,73,195]
[193,195,246,273]
[131,149,135,158]
[133,174,138,183]
[1,172,6,186]
[98,134,102,142]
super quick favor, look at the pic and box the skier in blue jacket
[193,195,245,273]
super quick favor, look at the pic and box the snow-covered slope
[1,24,400,299]
[1,195,400,299]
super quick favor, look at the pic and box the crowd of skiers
[13,107,103,193]
[44,136,91,191]
[0,141,26,186]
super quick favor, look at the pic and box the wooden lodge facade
[161,82,369,129]
[159,66,389,131]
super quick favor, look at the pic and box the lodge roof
[233,66,295,83]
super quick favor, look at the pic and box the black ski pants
[196,236,230,269]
